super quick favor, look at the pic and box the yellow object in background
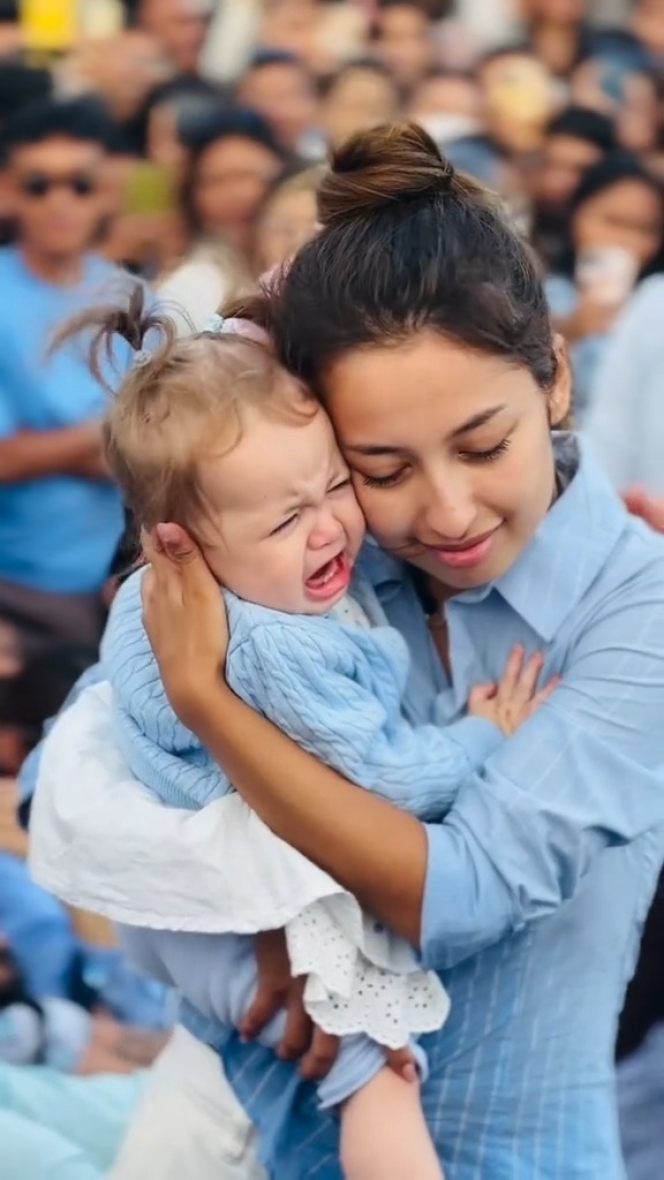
[123,162,175,216]
[21,0,78,52]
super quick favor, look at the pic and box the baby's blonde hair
[59,285,314,541]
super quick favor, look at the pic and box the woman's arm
[142,525,664,963]
[195,681,428,944]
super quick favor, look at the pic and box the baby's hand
[469,646,559,737]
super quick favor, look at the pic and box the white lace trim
[286,897,450,1048]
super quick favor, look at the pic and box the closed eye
[458,439,511,463]
[362,468,407,488]
[270,513,298,536]
[328,476,352,493]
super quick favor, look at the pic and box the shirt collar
[359,433,629,643]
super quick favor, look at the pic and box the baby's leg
[316,1036,441,1180]
[341,1067,443,1180]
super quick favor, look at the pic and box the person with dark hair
[157,108,288,330]
[235,50,320,157]
[0,62,53,129]
[139,75,229,173]
[0,98,131,660]
[531,105,616,270]
[31,123,664,1179]
[477,43,560,159]
[254,163,323,273]
[546,149,664,418]
[320,57,401,151]
[371,1,436,94]
[521,0,594,80]
[135,0,212,76]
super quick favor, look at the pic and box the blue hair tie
[206,314,226,334]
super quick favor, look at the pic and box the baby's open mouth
[306,555,344,588]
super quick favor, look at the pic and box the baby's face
[198,404,366,614]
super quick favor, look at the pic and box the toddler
[81,294,555,1179]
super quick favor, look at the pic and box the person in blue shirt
[0,97,130,658]
[29,121,664,1179]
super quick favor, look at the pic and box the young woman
[30,123,664,1179]
[546,150,664,420]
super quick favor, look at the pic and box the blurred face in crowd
[634,0,664,60]
[6,136,109,260]
[521,0,588,21]
[374,4,435,92]
[535,132,604,212]
[69,31,171,123]
[259,0,319,66]
[237,62,318,151]
[572,178,664,272]
[255,181,319,271]
[408,72,483,141]
[139,0,209,75]
[192,135,283,250]
[323,66,400,150]
[480,51,559,154]
[571,60,659,155]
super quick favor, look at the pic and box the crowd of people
[2,0,664,1177]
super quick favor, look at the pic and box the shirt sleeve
[421,564,664,970]
[232,624,503,820]
[584,279,664,490]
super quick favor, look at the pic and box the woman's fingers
[511,652,545,706]
[495,645,524,702]
[530,676,562,710]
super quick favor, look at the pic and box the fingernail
[402,1064,418,1083]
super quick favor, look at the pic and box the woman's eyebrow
[451,404,507,438]
[345,405,508,455]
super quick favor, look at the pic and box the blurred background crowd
[1,1,664,1176]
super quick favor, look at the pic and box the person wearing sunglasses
[0,98,134,662]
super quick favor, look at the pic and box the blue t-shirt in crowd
[0,247,129,595]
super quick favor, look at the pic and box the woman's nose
[420,473,476,541]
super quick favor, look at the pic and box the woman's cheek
[354,484,405,547]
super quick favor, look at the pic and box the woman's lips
[429,528,499,570]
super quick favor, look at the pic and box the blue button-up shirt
[207,435,664,1179]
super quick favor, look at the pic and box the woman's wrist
[182,678,235,739]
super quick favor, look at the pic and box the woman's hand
[141,524,229,730]
[624,487,664,534]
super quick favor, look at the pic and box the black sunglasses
[19,172,98,199]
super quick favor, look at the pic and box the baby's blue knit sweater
[101,570,503,819]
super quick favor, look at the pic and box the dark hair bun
[319,122,474,228]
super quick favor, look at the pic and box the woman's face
[572,179,663,270]
[192,136,283,249]
[324,330,570,595]
[255,186,319,272]
[323,69,400,150]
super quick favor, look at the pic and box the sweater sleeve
[231,622,503,820]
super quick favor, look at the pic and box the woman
[30,124,664,1178]
[157,108,288,332]
[253,164,322,273]
[546,150,664,421]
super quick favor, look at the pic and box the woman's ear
[548,334,573,427]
